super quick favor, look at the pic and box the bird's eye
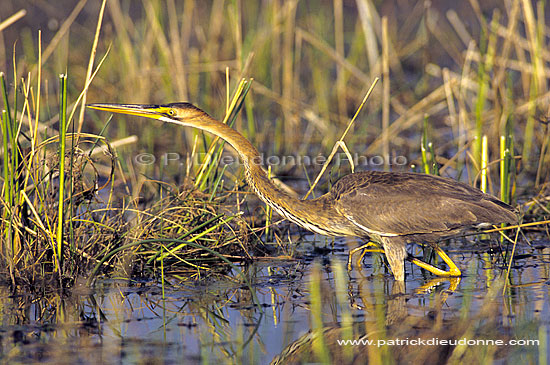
[168,109,175,116]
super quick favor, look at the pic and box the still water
[0,237,548,364]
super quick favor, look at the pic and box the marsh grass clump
[0,132,122,287]
[0,112,255,289]
[0,66,256,289]
[103,184,254,280]
[0,71,129,288]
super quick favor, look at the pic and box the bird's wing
[331,172,510,236]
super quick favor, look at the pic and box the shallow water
[0,236,548,364]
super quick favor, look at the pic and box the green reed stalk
[160,246,167,339]
[265,166,273,239]
[421,116,438,175]
[421,115,430,174]
[310,263,331,364]
[197,139,224,192]
[500,127,513,244]
[474,74,486,169]
[1,73,15,208]
[0,73,14,146]
[505,110,516,202]
[1,109,12,262]
[1,73,15,260]
[540,325,547,365]
[208,165,227,202]
[500,135,510,204]
[331,260,353,363]
[56,74,68,271]
[0,73,12,123]
[195,79,252,191]
[1,110,11,208]
[480,135,488,193]
[429,141,438,175]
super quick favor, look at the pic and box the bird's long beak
[87,103,170,120]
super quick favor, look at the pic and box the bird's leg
[407,247,462,277]
[435,247,462,276]
[347,242,384,271]
[381,238,407,281]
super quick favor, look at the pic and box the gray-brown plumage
[326,171,517,280]
[87,102,518,281]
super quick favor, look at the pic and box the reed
[0,4,258,288]
[309,262,331,364]
[55,73,67,272]
[0,3,548,364]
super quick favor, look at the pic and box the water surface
[1,236,548,364]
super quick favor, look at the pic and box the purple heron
[87,102,517,281]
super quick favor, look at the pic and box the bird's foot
[407,246,462,277]
[347,242,384,271]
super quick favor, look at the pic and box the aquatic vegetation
[0,0,549,362]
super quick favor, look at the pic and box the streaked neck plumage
[160,110,354,236]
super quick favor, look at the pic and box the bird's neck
[184,115,349,236]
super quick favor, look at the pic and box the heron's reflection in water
[272,276,511,365]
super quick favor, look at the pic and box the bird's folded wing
[331,172,511,236]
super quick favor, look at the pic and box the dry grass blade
[304,78,379,199]
[0,9,26,32]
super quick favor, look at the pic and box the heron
[87,102,517,281]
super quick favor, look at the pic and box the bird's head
[87,102,209,126]
[87,101,256,159]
